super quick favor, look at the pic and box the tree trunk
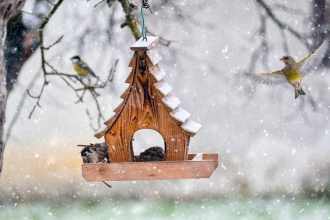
[0,0,25,177]
[312,0,330,66]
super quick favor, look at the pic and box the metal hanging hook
[141,0,153,41]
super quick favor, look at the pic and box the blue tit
[70,56,97,78]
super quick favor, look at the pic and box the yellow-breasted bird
[249,39,329,99]
[71,56,98,78]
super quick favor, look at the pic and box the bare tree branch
[117,0,140,40]
[5,70,41,145]
[42,35,63,50]
[256,0,308,47]
[271,3,307,16]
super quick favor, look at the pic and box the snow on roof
[94,124,109,139]
[170,107,191,124]
[181,119,202,136]
[146,49,162,66]
[149,65,166,81]
[130,36,159,51]
[154,80,172,96]
[162,94,180,110]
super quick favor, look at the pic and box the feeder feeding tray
[82,37,218,181]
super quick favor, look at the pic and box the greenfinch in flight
[250,39,329,99]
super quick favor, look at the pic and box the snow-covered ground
[1,198,330,220]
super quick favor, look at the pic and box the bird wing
[249,70,287,85]
[95,145,108,157]
[299,39,329,77]
[77,60,97,78]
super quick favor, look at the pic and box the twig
[42,35,63,50]
[108,59,119,82]
[45,0,55,6]
[280,30,290,54]
[20,10,46,18]
[89,89,105,128]
[248,14,269,72]
[45,72,79,78]
[271,3,307,16]
[60,77,84,103]
[39,0,64,78]
[26,0,118,130]
[117,0,140,40]
[94,0,106,8]
[256,0,308,47]
[28,83,46,119]
[5,70,42,144]
[85,109,97,131]
[75,85,105,91]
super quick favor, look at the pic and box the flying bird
[138,146,164,162]
[78,142,111,188]
[71,56,98,79]
[249,39,329,99]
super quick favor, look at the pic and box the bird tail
[294,87,306,99]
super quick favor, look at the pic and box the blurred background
[1,0,330,219]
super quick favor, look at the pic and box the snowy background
[1,0,330,219]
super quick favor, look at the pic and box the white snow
[104,112,116,124]
[130,36,159,51]
[181,119,202,134]
[149,65,166,81]
[146,49,162,65]
[161,94,180,110]
[23,1,48,29]
[154,80,172,96]
[94,124,108,138]
[170,107,191,123]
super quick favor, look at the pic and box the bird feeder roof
[95,37,202,139]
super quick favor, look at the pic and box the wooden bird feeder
[82,37,218,181]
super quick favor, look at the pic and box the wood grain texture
[82,160,215,181]
[104,50,190,162]
[188,154,218,170]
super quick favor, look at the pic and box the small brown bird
[78,142,111,188]
[78,142,109,163]
[139,146,164,162]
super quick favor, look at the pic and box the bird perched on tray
[70,56,98,79]
[78,142,112,188]
[138,146,164,162]
[78,142,109,164]
[249,39,329,99]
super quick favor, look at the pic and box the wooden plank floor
[82,154,218,181]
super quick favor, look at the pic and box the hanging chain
[141,0,153,41]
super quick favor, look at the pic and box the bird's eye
[285,57,289,60]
